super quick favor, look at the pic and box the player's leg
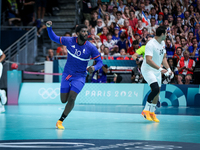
[0,101,5,113]
[0,63,7,113]
[61,90,78,119]
[141,71,158,121]
[56,78,85,129]
[56,74,71,129]
[149,74,162,122]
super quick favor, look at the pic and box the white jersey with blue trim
[60,37,100,77]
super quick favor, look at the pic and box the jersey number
[75,49,81,56]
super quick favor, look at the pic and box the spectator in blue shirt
[116,31,128,52]
[112,26,120,44]
[166,38,175,56]
[188,37,200,57]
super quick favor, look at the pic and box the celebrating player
[141,26,173,122]
[0,49,7,113]
[46,21,103,129]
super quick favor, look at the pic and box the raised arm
[46,21,61,44]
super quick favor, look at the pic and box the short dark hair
[113,6,118,9]
[129,10,135,14]
[166,38,171,42]
[192,37,197,42]
[176,47,183,51]
[116,11,122,15]
[188,31,194,35]
[75,24,87,33]
[64,31,71,36]
[107,32,112,36]
[132,40,139,45]
[181,37,186,41]
[156,26,167,36]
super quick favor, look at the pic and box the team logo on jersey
[160,49,164,55]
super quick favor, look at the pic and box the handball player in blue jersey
[46,21,103,129]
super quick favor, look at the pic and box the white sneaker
[0,105,5,113]
[0,90,7,105]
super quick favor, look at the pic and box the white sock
[144,102,151,111]
[150,103,157,113]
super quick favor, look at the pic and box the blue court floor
[1,104,200,150]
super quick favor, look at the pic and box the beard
[120,35,126,39]
[80,34,87,42]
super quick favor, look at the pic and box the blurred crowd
[80,0,200,84]
[47,0,200,84]
[3,0,200,84]
[1,0,59,36]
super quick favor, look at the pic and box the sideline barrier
[17,83,200,107]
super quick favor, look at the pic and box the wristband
[167,68,171,72]
[159,67,164,72]
[46,23,51,27]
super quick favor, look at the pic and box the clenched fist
[87,66,95,74]
[46,21,52,27]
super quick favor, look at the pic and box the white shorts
[141,68,162,87]
[0,63,2,78]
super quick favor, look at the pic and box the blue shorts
[60,73,85,94]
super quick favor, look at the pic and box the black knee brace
[147,82,160,103]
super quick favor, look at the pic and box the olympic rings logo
[38,88,60,99]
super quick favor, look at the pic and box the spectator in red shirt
[120,19,134,38]
[177,50,196,84]
[129,10,138,28]
[134,20,143,35]
[127,40,139,55]
[100,26,108,43]
[173,47,183,66]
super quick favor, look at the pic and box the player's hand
[161,69,168,74]
[170,72,174,79]
[87,66,95,74]
[164,68,173,77]
[46,21,52,27]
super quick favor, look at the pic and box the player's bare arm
[132,53,138,60]
[146,55,167,74]
[162,53,170,70]
[162,53,173,76]
[0,52,6,63]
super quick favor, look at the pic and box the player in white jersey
[0,49,7,113]
[141,26,174,122]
